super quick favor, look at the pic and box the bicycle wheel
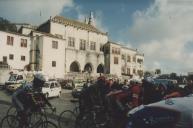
[58,110,76,128]
[35,121,58,128]
[0,115,19,128]
[6,106,17,116]
[29,112,47,126]
[75,113,94,128]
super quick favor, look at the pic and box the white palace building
[0,14,144,79]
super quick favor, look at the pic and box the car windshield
[8,74,17,81]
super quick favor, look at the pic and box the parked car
[42,80,62,98]
[72,85,84,98]
[4,73,25,89]
[58,79,74,89]
[74,79,85,87]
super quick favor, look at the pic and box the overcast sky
[0,0,193,75]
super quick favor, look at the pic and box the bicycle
[75,105,108,128]
[1,106,57,128]
[6,105,17,116]
[0,114,58,128]
[58,99,79,128]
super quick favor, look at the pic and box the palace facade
[0,14,144,79]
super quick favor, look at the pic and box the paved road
[0,88,76,126]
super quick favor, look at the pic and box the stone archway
[84,63,93,73]
[97,64,104,73]
[70,61,80,72]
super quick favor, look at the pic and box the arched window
[84,63,93,73]
[70,61,80,72]
[97,64,104,73]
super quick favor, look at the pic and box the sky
[0,0,193,75]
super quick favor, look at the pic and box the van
[42,80,62,98]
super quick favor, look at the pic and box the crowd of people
[11,73,193,128]
[78,76,193,128]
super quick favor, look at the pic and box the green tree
[155,69,161,74]
[0,17,17,32]
[144,71,152,77]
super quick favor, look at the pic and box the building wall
[121,47,144,77]
[0,17,144,79]
[0,31,30,70]
[136,54,144,75]
[50,21,108,76]
[121,47,137,75]
[50,22,108,51]
[65,49,104,75]
[40,36,66,78]
[109,43,122,77]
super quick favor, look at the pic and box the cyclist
[12,73,55,127]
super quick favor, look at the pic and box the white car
[42,80,62,98]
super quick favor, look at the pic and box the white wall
[65,49,104,75]
[20,27,33,35]
[40,36,65,78]
[121,47,138,75]
[50,21,108,52]
[109,43,122,77]
[0,31,30,70]
[50,21,107,76]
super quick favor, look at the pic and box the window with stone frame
[7,36,14,46]
[127,55,131,62]
[3,56,7,63]
[112,47,120,55]
[21,39,27,48]
[80,39,86,50]
[122,54,125,60]
[90,41,96,50]
[127,68,130,75]
[112,47,115,54]
[114,57,119,64]
[68,37,75,47]
[117,48,120,55]
[52,40,58,49]
[21,56,25,61]
[133,68,136,74]
[133,56,136,62]
[9,54,14,60]
[52,61,56,67]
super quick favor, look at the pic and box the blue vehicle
[126,95,193,128]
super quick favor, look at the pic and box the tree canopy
[0,17,17,32]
